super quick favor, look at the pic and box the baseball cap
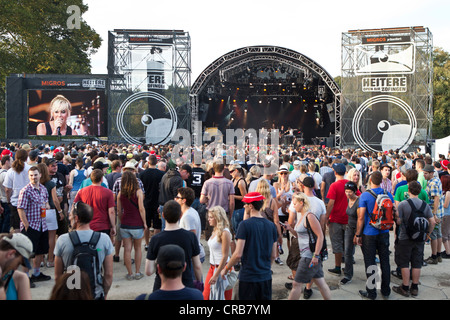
[242,191,265,203]
[1,233,33,268]
[423,164,435,172]
[293,160,301,167]
[301,176,315,188]
[441,160,449,171]
[1,149,13,158]
[157,244,185,271]
[332,163,346,175]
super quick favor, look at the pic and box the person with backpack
[393,181,435,297]
[356,170,394,300]
[54,201,114,300]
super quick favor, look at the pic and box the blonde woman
[36,95,78,136]
[283,193,331,300]
[245,165,261,186]
[256,179,283,264]
[203,206,232,300]
[347,167,365,194]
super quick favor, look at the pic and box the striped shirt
[17,183,49,232]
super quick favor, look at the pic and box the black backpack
[305,213,327,259]
[69,231,102,299]
[405,199,429,242]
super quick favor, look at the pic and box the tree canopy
[0,0,102,115]
[432,47,450,139]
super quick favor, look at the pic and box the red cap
[441,160,449,170]
[1,149,12,158]
[242,192,265,203]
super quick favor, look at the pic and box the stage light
[259,100,262,104]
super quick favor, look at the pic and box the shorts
[8,204,20,230]
[394,239,424,269]
[329,222,346,254]
[45,209,58,231]
[294,256,324,284]
[239,279,272,300]
[430,223,442,240]
[120,227,144,239]
[145,206,161,230]
[22,227,49,255]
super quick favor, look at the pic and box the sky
[84,0,450,80]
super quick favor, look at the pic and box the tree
[432,47,450,139]
[0,0,102,116]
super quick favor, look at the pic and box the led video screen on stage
[28,89,107,137]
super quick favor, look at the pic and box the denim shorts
[120,227,144,239]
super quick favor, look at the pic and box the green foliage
[432,47,450,139]
[0,0,102,115]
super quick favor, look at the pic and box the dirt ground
[29,230,450,300]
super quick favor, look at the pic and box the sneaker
[303,288,313,299]
[275,257,283,265]
[134,272,144,280]
[327,267,342,276]
[437,255,442,263]
[410,286,419,297]
[113,255,120,262]
[285,282,293,290]
[46,261,54,268]
[425,256,438,265]
[359,290,376,300]
[29,278,36,288]
[340,278,352,285]
[393,285,410,297]
[442,252,450,259]
[126,274,134,280]
[30,272,51,282]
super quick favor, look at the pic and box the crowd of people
[0,139,449,300]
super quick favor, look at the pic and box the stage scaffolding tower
[340,26,433,151]
[107,29,191,143]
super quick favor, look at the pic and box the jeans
[343,224,356,280]
[361,232,391,298]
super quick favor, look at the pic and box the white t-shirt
[180,207,205,259]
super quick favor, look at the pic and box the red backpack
[368,190,394,230]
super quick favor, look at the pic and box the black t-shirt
[147,229,200,291]
[189,167,206,199]
[139,168,164,209]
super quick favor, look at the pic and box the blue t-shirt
[135,287,204,300]
[359,187,394,236]
[235,216,278,282]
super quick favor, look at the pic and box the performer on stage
[36,95,78,136]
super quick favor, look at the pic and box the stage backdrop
[340,27,433,152]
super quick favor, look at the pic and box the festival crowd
[0,139,449,300]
